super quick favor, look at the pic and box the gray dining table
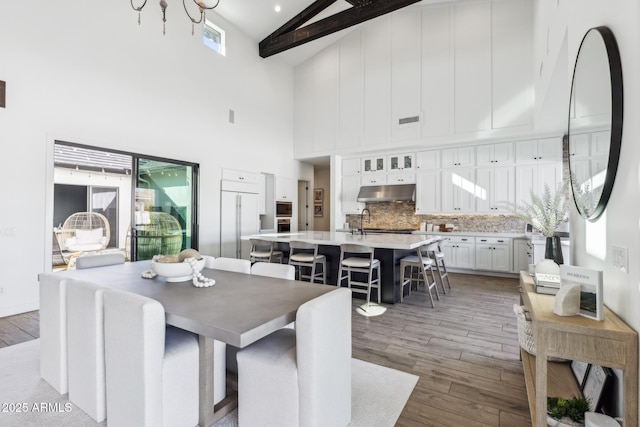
[39,260,336,427]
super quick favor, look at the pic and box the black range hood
[356,184,416,203]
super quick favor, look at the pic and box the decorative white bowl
[151,259,205,282]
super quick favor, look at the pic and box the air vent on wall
[397,113,422,126]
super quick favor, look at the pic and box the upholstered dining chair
[103,289,199,427]
[209,257,251,274]
[66,280,108,422]
[237,288,352,427]
[75,252,125,269]
[250,262,295,280]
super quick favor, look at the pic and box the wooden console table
[519,272,638,427]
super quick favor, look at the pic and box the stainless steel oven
[276,201,293,217]
[277,218,291,233]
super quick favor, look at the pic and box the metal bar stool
[399,244,439,307]
[337,244,381,305]
[288,241,326,284]
[249,238,284,264]
[428,241,451,293]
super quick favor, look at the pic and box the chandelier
[131,0,221,35]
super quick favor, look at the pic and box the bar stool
[399,244,439,307]
[337,244,381,305]
[428,241,451,293]
[288,241,326,284]
[249,239,284,264]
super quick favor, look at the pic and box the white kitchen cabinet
[454,1,492,134]
[442,169,476,212]
[387,153,415,172]
[515,137,563,163]
[475,237,512,272]
[342,158,361,175]
[257,173,266,215]
[361,174,387,186]
[416,149,441,170]
[516,163,562,206]
[475,166,515,213]
[441,146,475,168]
[591,131,611,156]
[363,16,391,147]
[441,236,475,269]
[341,175,364,214]
[362,156,386,173]
[275,176,296,201]
[416,171,441,214]
[387,173,415,185]
[476,142,514,167]
[512,238,533,273]
[568,133,590,159]
[222,168,259,184]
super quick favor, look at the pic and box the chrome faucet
[359,208,371,235]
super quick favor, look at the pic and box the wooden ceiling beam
[259,0,421,58]
[270,0,337,39]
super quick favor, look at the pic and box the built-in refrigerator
[220,180,259,259]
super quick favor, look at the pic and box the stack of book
[534,273,561,295]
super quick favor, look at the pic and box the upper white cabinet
[342,175,364,214]
[416,171,441,214]
[454,1,492,134]
[442,169,476,212]
[361,174,387,186]
[515,137,563,163]
[363,16,391,147]
[476,142,514,167]
[568,133,590,159]
[391,9,422,143]
[475,167,515,213]
[222,169,259,184]
[294,60,314,157]
[442,146,475,168]
[516,163,562,206]
[416,150,441,170]
[342,158,361,175]
[387,153,415,172]
[362,156,386,173]
[275,176,296,201]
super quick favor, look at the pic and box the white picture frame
[570,360,590,389]
[582,364,613,412]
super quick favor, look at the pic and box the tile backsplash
[345,202,528,233]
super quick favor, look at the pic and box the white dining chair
[103,289,199,427]
[209,257,251,274]
[251,262,295,280]
[66,280,108,421]
[237,288,352,427]
[75,252,125,269]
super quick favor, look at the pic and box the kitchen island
[243,231,445,304]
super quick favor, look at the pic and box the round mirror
[567,26,623,221]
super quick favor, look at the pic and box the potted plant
[500,180,570,264]
[547,396,591,426]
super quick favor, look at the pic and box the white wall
[533,0,640,420]
[0,1,310,316]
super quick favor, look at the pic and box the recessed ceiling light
[274,4,281,12]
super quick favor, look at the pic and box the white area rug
[0,340,417,426]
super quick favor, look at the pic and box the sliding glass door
[132,157,199,261]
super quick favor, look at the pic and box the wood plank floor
[0,273,530,426]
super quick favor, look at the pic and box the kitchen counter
[248,231,445,250]
[243,231,447,304]
[412,230,530,238]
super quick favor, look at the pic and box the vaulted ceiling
[214,0,450,66]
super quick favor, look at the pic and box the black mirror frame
[567,26,623,222]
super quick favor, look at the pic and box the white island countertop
[243,231,446,251]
